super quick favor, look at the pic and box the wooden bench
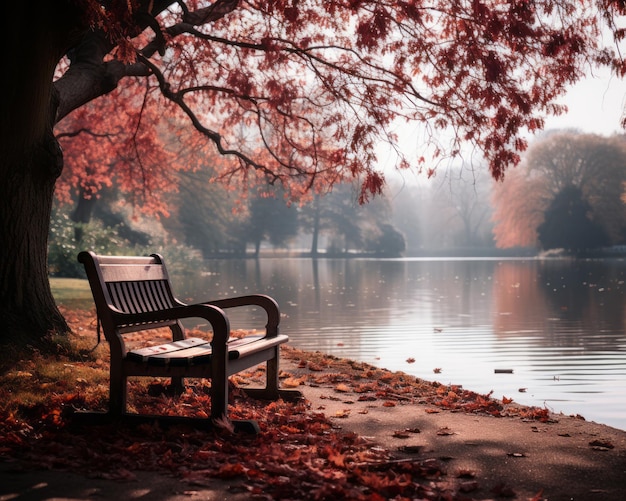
[78,251,300,431]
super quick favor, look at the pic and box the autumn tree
[163,167,248,258]
[363,223,406,257]
[245,187,299,256]
[55,82,216,233]
[389,165,495,254]
[492,132,626,249]
[298,183,404,256]
[537,185,610,251]
[2,1,625,345]
[424,166,496,250]
[299,189,359,256]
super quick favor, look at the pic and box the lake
[173,257,626,431]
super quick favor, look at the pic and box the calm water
[173,257,626,430]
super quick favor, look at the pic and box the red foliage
[51,0,623,210]
[0,389,450,500]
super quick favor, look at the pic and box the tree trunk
[0,138,69,345]
[310,195,321,257]
[71,189,98,242]
[0,2,82,346]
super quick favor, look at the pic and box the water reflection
[175,257,626,430]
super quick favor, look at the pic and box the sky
[542,66,625,136]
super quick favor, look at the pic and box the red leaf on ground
[437,427,454,436]
[589,439,614,449]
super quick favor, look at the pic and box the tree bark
[0,136,69,345]
[0,2,84,345]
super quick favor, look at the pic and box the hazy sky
[543,66,625,136]
[381,66,625,183]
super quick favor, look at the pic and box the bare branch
[137,53,282,182]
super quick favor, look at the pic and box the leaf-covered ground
[0,307,554,500]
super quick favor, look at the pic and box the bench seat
[126,334,289,366]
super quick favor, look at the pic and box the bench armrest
[110,303,231,347]
[203,294,280,337]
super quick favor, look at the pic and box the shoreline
[279,347,626,499]
[283,343,626,433]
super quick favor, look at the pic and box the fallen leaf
[392,430,410,439]
[398,445,422,453]
[326,448,347,467]
[589,439,614,450]
[406,357,416,364]
[433,368,442,374]
[282,377,304,388]
[457,469,476,478]
[437,427,454,436]
[459,480,479,493]
[529,489,544,501]
[335,383,351,393]
[213,415,235,433]
[357,395,377,402]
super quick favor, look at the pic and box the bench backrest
[78,251,185,338]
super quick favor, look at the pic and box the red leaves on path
[0,311,556,500]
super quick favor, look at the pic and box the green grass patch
[50,277,94,310]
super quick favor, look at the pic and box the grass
[0,307,111,415]
[50,277,94,310]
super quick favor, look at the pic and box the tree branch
[137,54,282,182]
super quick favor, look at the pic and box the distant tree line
[50,130,626,275]
[49,167,408,276]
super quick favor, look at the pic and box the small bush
[48,209,203,278]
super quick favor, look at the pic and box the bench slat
[107,280,176,314]
[129,337,208,356]
[126,335,279,367]
[100,263,168,282]
[230,334,288,359]
[120,282,138,313]
[152,281,173,310]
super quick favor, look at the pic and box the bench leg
[244,347,303,402]
[210,363,229,421]
[109,365,127,417]
[169,376,185,395]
